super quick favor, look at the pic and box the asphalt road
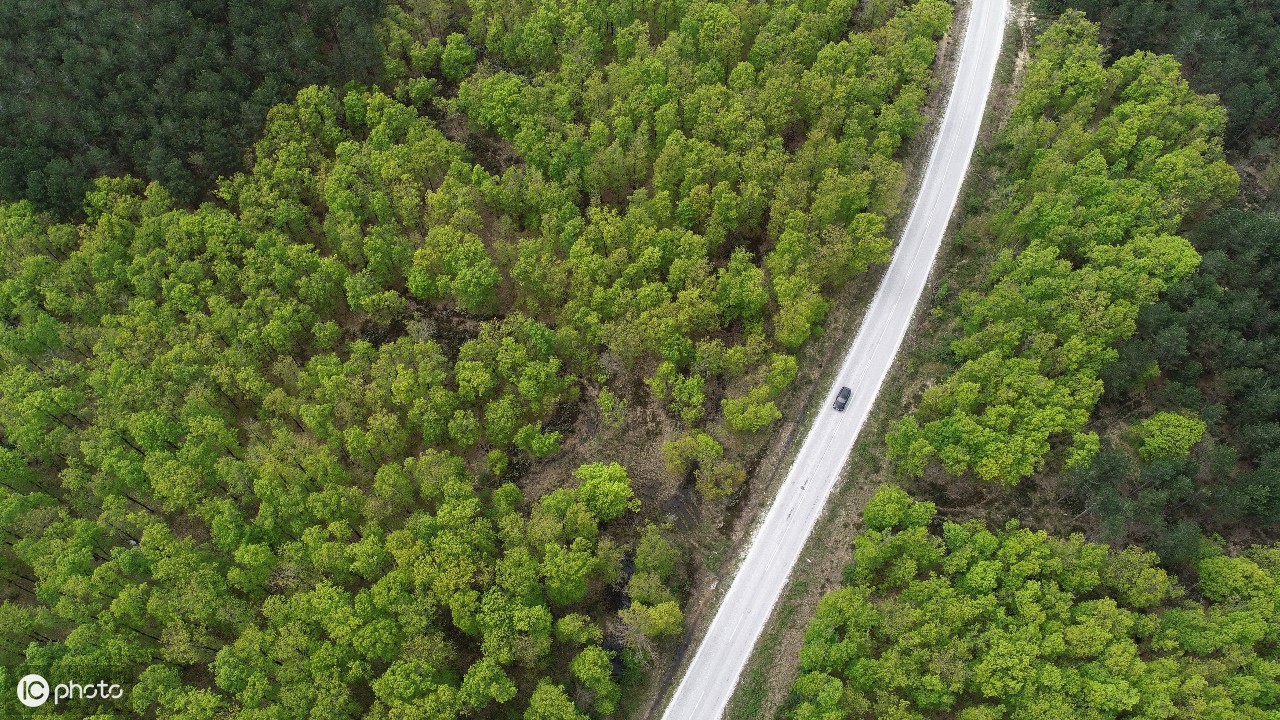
[659,0,1009,717]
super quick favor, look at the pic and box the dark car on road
[833,386,852,411]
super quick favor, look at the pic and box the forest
[788,486,1280,719]
[1041,0,1280,568]
[6,0,1280,716]
[886,11,1239,487]
[880,2,1280,562]
[780,4,1280,719]
[1034,0,1280,151]
[0,0,386,218]
[0,0,953,716]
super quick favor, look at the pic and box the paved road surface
[659,0,1009,717]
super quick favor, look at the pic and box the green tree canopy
[888,13,1238,486]
[787,486,1280,720]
